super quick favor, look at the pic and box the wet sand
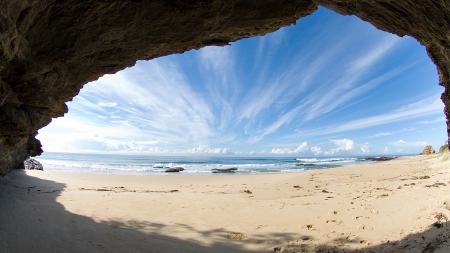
[1,154,450,252]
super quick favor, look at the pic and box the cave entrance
[38,7,445,158]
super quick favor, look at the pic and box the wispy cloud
[391,140,428,147]
[302,35,401,121]
[293,95,443,138]
[416,117,446,124]
[363,128,415,139]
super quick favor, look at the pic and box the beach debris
[273,247,282,252]
[420,145,435,155]
[306,224,314,230]
[301,236,312,241]
[293,185,302,188]
[360,240,372,245]
[211,167,237,173]
[24,158,43,170]
[227,232,245,240]
[165,167,184,172]
[425,182,447,188]
[241,190,252,194]
[433,213,448,228]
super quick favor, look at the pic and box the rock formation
[1,0,450,176]
[23,158,43,170]
[420,145,435,155]
[165,167,184,173]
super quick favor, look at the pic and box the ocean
[35,152,389,175]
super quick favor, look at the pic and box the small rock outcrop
[24,158,43,170]
[165,167,184,173]
[212,168,238,173]
[363,157,397,162]
[421,145,435,155]
[296,163,315,166]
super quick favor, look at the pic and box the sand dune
[1,154,450,252]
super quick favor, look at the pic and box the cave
[1,0,449,176]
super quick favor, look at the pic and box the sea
[35,152,395,175]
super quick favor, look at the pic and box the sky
[38,7,447,156]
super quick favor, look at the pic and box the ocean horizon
[35,152,402,175]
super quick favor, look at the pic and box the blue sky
[38,7,446,156]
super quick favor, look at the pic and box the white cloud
[98,102,117,107]
[391,140,427,147]
[417,117,445,124]
[293,95,443,138]
[360,142,372,153]
[332,139,355,151]
[310,146,322,155]
[270,142,309,154]
[363,128,415,139]
[183,145,232,154]
[302,35,401,121]
[383,147,390,153]
[320,139,373,155]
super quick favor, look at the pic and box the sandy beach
[1,154,450,253]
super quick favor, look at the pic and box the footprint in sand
[370,209,379,214]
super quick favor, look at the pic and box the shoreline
[35,153,402,176]
[1,154,450,252]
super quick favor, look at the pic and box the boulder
[24,158,43,170]
[363,157,397,162]
[211,168,238,173]
[420,145,435,155]
[165,167,184,172]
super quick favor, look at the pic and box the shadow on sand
[1,170,449,253]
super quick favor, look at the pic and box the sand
[1,154,450,253]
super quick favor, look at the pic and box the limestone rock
[420,145,435,155]
[24,158,43,170]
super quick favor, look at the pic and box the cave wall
[0,0,449,176]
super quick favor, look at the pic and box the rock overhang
[0,0,449,176]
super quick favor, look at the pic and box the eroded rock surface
[23,158,43,170]
[421,145,436,155]
[1,0,449,175]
